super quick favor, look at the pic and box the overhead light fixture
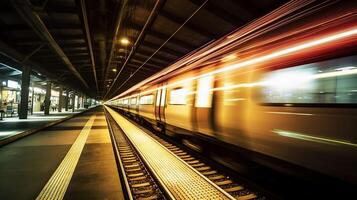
[112,68,117,72]
[120,38,130,45]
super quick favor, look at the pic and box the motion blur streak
[266,112,314,116]
[209,28,357,75]
[135,27,357,97]
[108,1,357,184]
[273,129,357,148]
[211,66,357,92]
[312,68,357,79]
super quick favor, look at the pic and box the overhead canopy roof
[0,0,288,99]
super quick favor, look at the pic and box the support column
[19,65,31,119]
[81,94,84,108]
[83,96,86,109]
[31,85,34,115]
[44,81,51,115]
[58,86,63,112]
[65,89,69,111]
[72,92,75,112]
[77,95,80,109]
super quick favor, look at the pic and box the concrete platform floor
[0,106,123,200]
[0,108,90,141]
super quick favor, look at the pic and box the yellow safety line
[36,115,96,200]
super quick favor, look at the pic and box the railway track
[106,109,263,200]
[146,132,260,200]
[105,111,166,200]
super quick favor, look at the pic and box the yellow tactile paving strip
[86,115,110,144]
[106,106,234,200]
[36,115,96,200]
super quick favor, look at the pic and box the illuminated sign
[7,80,19,89]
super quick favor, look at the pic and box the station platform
[0,106,124,200]
[0,108,94,145]
[1,105,247,200]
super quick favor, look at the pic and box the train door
[128,96,132,113]
[135,96,139,114]
[155,85,167,123]
[155,89,161,121]
[159,86,167,123]
[194,75,215,137]
[137,94,141,116]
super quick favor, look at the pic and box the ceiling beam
[71,60,90,64]
[107,0,210,98]
[104,0,167,99]
[137,44,179,60]
[159,10,217,38]
[111,57,163,71]
[62,49,88,53]
[51,34,85,40]
[3,70,22,76]
[132,53,168,66]
[79,0,98,92]
[144,38,184,52]
[130,58,164,70]
[103,0,129,96]
[131,23,195,50]
[189,0,244,25]
[50,24,83,29]
[127,63,159,73]
[38,5,78,14]
[228,0,262,17]
[0,40,54,80]
[141,40,184,56]
[12,0,89,88]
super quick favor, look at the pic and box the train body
[107,0,357,184]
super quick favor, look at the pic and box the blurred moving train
[107,0,357,184]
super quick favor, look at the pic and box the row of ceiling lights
[107,37,131,88]
[112,37,130,73]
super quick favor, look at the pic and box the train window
[123,99,128,105]
[196,76,214,107]
[260,55,357,104]
[140,95,154,105]
[131,97,137,105]
[169,88,187,105]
